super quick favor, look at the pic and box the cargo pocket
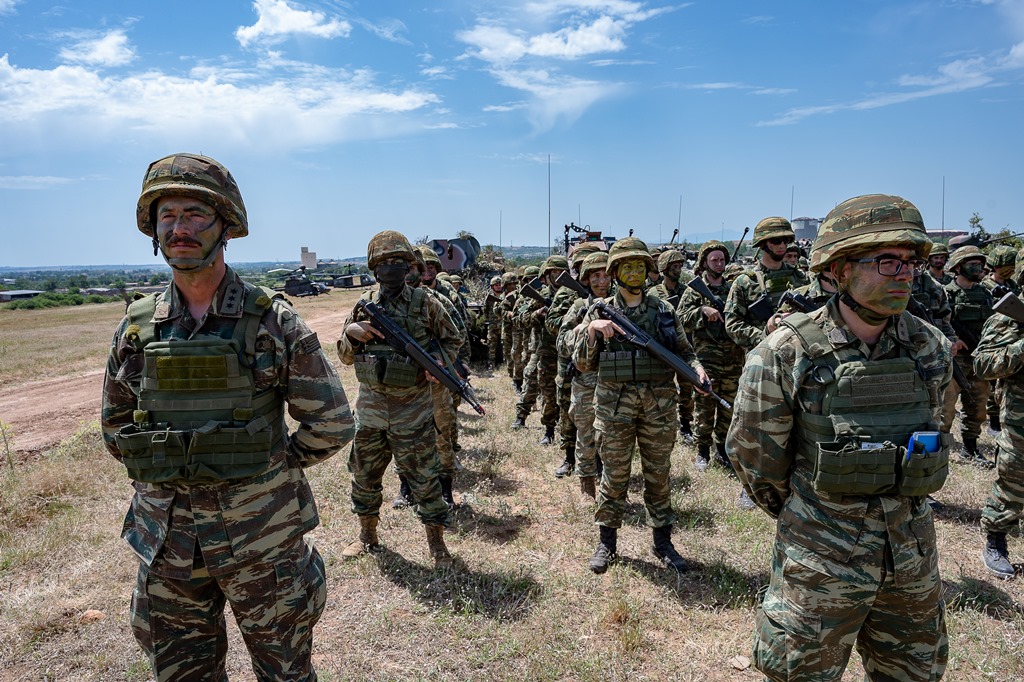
[813,440,899,495]
[271,540,327,670]
[753,575,822,680]
[899,432,950,497]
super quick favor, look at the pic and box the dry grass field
[1,291,1023,681]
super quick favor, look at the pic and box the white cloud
[58,29,135,67]
[527,16,628,58]
[236,0,351,48]
[0,0,20,15]
[0,175,74,190]
[491,67,622,130]
[0,54,440,152]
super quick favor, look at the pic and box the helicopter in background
[267,266,330,297]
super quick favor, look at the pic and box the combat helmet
[929,242,949,258]
[657,249,686,273]
[606,236,656,275]
[490,275,503,286]
[946,245,986,273]
[987,245,1017,269]
[579,251,609,283]
[569,241,603,271]
[751,217,794,248]
[367,230,416,269]
[417,244,442,268]
[501,272,517,285]
[810,194,932,274]
[540,255,570,277]
[696,240,730,272]
[523,265,540,279]
[137,153,247,239]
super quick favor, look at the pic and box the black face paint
[375,263,409,294]
[960,262,985,282]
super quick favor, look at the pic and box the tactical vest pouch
[747,293,775,323]
[353,354,383,384]
[898,431,951,497]
[956,303,985,323]
[598,350,661,382]
[812,440,899,495]
[115,427,190,484]
[380,355,420,387]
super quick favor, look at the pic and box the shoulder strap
[125,291,160,350]
[235,284,279,367]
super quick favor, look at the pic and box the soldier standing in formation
[500,272,519,385]
[942,245,995,467]
[573,237,709,575]
[484,275,505,371]
[928,242,952,285]
[337,231,462,568]
[652,249,696,442]
[982,246,1019,434]
[102,153,355,681]
[726,194,951,682]
[680,240,744,471]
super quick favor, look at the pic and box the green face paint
[960,261,985,282]
[841,261,913,324]
[616,259,647,288]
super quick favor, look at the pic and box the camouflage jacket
[516,283,559,352]
[679,275,743,366]
[101,266,355,579]
[944,279,994,348]
[726,298,952,585]
[974,312,1024,427]
[910,272,956,342]
[484,291,504,323]
[337,284,462,429]
[983,276,1021,297]
[930,270,952,286]
[429,279,470,357]
[425,285,470,362]
[724,261,809,350]
[778,277,834,314]
[545,285,584,338]
[651,276,690,309]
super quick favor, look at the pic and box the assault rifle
[993,291,1024,323]
[555,270,590,300]
[778,289,824,314]
[589,299,732,411]
[355,299,486,415]
[485,292,502,308]
[519,278,552,307]
[687,276,726,313]
[905,296,971,391]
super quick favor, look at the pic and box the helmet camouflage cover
[540,255,570,277]
[657,249,686,273]
[579,251,609,282]
[137,153,247,239]
[929,242,949,257]
[501,272,517,285]
[697,240,730,268]
[987,245,1017,269]
[810,194,932,274]
[606,236,656,275]
[523,265,540,278]
[569,241,603,270]
[367,230,416,269]
[490,275,503,286]
[946,244,986,273]
[752,216,794,247]
[417,244,442,267]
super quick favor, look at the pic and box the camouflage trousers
[594,382,677,528]
[487,322,502,365]
[556,356,578,451]
[570,372,599,477]
[509,328,526,380]
[693,358,741,447]
[348,417,449,526]
[677,378,694,428]
[982,423,1024,534]
[988,379,1004,426]
[753,517,947,681]
[431,382,456,477]
[502,319,515,376]
[131,536,326,682]
[941,353,990,439]
[517,350,559,427]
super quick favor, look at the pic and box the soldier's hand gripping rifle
[686,276,726,314]
[778,289,824,314]
[904,296,971,391]
[355,299,486,415]
[589,299,732,411]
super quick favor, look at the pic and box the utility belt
[598,350,664,382]
[806,433,950,498]
[114,404,284,485]
[354,349,421,388]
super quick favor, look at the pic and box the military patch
[221,282,244,315]
[125,324,142,344]
[255,335,274,353]
[298,332,321,354]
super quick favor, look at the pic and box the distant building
[791,217,822,241]
[301,247,317,270]
[0,290,44,302]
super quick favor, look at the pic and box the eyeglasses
[851,257,927,276]
[765,237,791,246]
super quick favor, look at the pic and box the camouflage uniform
[499,273,518,378]
[338,232,462,566]
[514,258,567,439]
[652,249,696,439]
[575,238,703,574]
[975,306,1024,577]
[726,194,949,682]
[548,279,584,470]
[911,269,957,341]
[982,246,1019,432]
[485,276,505,368]
[102,154,355,682]
[679,242,743,462]
[941,246,994,453]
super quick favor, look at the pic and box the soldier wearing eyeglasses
[726,194,951,682]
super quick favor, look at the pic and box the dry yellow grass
[1,293,1023,681]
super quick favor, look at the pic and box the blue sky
[1,0,1022,267]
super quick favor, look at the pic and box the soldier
[337,231,462,568]
[500,272,519,382]
[928,242,952,285]
[974,295,1024,578]
[512,256,567,444]
[726,194,951,681]
[485,275,505,371]
[724,216,810,352]
[574,237,709,574]
[981,246,1017,434]
[102,153,355,681]
[559,251,612,496]
[653,249,696,442]
[942,245,994,466]
[783,243,802,268]
[680,240,744,471]
[505,266,535,394]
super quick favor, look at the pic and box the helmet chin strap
[614,275,644,295]
[839,291,892,326]
[159,230,227,273]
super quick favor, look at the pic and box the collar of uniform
[374,283,412,305]
[154,266,243,322]
[612,289,646,312]
[820,296,912,348]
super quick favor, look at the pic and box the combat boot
[737,488,757,510]
[555,447,576,478]
[513,379,523,394]
[589,526,617,574]
[425,524,453,569]
[694,444,710,472]
[714,442,735,473]
[652,525,690,573]
[579,476,596,498]
[989,412,1002,434]
[539,425,555,445]
[678,420,695,445]
[341,515,380,559]
[439,475,455,508]
[510,416,527,430]
[392,475,414,509]
[982,532,1015,579]
[960,437,994,469]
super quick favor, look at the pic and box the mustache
[166,237,202,248]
